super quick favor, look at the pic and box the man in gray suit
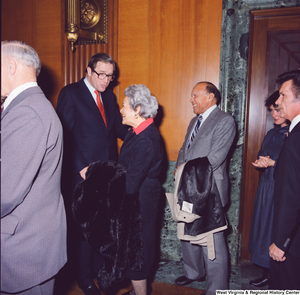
[1,41,67,295]
[175,82,236,295]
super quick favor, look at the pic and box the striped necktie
[187,115,203,150]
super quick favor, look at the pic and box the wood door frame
[240,6,300,260]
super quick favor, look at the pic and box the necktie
[187,115,203,150]
[95,90,107,128]
[1,96,7,113]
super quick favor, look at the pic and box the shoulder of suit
[293,121,300,131]
[58,79,84,94]
[210,107,234,122]
[13,89,58,120]
[102,87,116,98]
[288,122,300,143]
[214,107,231,116]
[21,86,49,105]
[136,123,160,140]
[188,115,198,125]
[64,78,92,89]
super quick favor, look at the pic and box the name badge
[182,201,193,213]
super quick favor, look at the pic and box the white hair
[1,40,42,76]
[124,84,158,119]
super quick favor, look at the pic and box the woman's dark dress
[118,121,163,280]
[248,124,289,268]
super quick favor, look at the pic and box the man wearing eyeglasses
[57,53,127,295]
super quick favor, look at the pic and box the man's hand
[269,243,286,262]
[80,166,88,180]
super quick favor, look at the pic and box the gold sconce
[65,0,107,52]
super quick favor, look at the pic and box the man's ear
[86,67,92,76]
[208,92,215,102]
[8,58,17,75]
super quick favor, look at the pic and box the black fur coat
[72,160,144,294]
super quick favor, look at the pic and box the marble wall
[159,0,300,266]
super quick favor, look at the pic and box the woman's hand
[252,156,275,168]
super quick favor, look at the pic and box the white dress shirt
[83,77,103,105]
[3,82,37,111]
[289,114,300,132]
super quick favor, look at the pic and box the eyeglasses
[92,69,115,81]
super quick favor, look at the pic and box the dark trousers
[270,251,300,290]
[76,240,102,288]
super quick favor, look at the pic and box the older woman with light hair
[119,84,163,295]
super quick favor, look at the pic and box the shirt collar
[84,77,102,104]
[3,82,38,111]
[200,104,217,121]
[133,118,154,135]
[84,77,97,97]
[290,114,300,132]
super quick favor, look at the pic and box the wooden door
[240,7,300,260]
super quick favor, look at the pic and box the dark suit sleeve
[57,86,76,134]
[113,98,128,141]
[57,86,88,173]
[273,133,300,252]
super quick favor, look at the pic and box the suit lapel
[274,122,300,179]
[186,107,220,153]
[101,90,111,131]
[198,107,220,136]
[79,79,108,129]
[290,121,300,134]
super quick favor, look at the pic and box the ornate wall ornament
[65,0,107,51]
[65,0,80,51]
[80,0,101,29]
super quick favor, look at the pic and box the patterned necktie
[95,90,107,128]
[187,115,203,150]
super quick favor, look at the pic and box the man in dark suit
[269,70,300,290]
[1,40,67,294]
[57,53,127,295]
[175,82,236,295]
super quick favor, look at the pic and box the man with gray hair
[1,40,67,295]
